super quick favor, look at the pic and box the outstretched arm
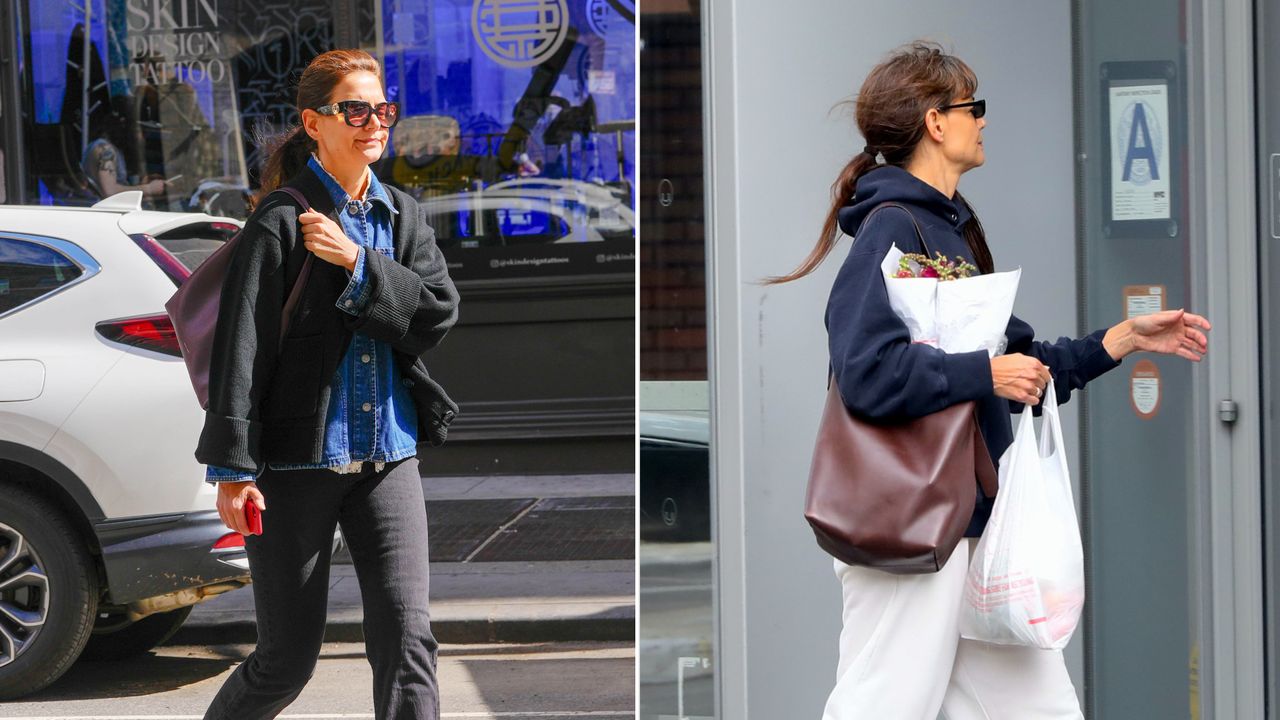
[1100,309,1211,363]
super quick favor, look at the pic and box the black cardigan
[194,167,460,473]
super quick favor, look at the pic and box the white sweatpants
[821,539,1084,720]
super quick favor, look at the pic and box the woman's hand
[991,353,1051,405]
[1103,309,1211,362]
[300,211,360,271]
[216,481,266,535]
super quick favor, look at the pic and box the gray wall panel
[709,1,1077,715]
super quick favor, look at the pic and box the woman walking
[768,42,1210,719]
[197,49,459,720]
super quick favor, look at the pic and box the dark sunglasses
[314,100,401,128]
[937,98,986,119]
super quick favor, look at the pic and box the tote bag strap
[850,201,932,257]
[270,185,318,346]
[827,202,933,389]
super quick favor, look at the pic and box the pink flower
[920,266,940,279]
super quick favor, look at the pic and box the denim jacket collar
[307,153,399,216]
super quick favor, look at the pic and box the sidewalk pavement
[173,474,636,646]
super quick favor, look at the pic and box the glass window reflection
[11,0,635,282]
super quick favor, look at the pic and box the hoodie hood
[836,165,973,238]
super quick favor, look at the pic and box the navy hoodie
[825,165,1121,537]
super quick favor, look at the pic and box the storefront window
[15,2,222,213]
[13,0,635,282]
[373,0,635,281]
[639,1,716,718]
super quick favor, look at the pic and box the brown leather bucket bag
[804,380,997,573]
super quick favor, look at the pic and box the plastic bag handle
[1038,378,1060,459]
[1038,378,1077,504]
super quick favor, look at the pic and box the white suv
[0,192,335,698]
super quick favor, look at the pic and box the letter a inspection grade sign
[1100,61,1180,239]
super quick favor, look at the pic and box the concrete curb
[171,560,635,646]
[169,611,635,646]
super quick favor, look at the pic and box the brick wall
[640,10,707,381]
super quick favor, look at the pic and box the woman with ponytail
[769,42,1210,718]
[197,49,459,719]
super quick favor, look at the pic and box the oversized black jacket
[827,165,1121,536]
[194,167,460,473]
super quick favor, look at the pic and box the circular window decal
[472,0,571,69]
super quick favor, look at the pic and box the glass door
[1074,1,1205,717]
[638,0,716,717]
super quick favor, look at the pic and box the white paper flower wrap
[879,244,1022,357]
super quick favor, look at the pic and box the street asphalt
[3,641,634,718]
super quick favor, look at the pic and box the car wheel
[0,484,98,700]
[79,605,193,661]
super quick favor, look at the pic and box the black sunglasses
[314,100,401,128]
[937,98,986,119]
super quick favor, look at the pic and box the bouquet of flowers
[893,252,978,281]
[878,243,1021,357]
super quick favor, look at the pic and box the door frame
[1193,0,1266,717]
[0,0,25,204]
[1254,0,1280,716]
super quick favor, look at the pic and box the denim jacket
[206,156,420,483]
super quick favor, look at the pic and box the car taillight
[95,313,182,357]
[130,233,191,286]
[213,532,246,550]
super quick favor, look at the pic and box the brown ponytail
[767,41,987,284]
[251,48,383,209]
[254,125,316,206]
[956,193,994,275]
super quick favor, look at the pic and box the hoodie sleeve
[1003,314,1121,413]
[826,208,994,421]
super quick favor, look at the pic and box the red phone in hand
[245,499,263,535]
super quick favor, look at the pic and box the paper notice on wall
[589,70,617,95]
[1110,82,1171,221]
[1130,360,1161,419]
[1123,285,1166,320]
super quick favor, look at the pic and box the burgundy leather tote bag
[165,185,315,409]
[804,381,997,573]
[803,202,998,574]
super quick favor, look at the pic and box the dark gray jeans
[204,457,437,720]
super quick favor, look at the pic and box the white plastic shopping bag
[959,378,1086,650]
